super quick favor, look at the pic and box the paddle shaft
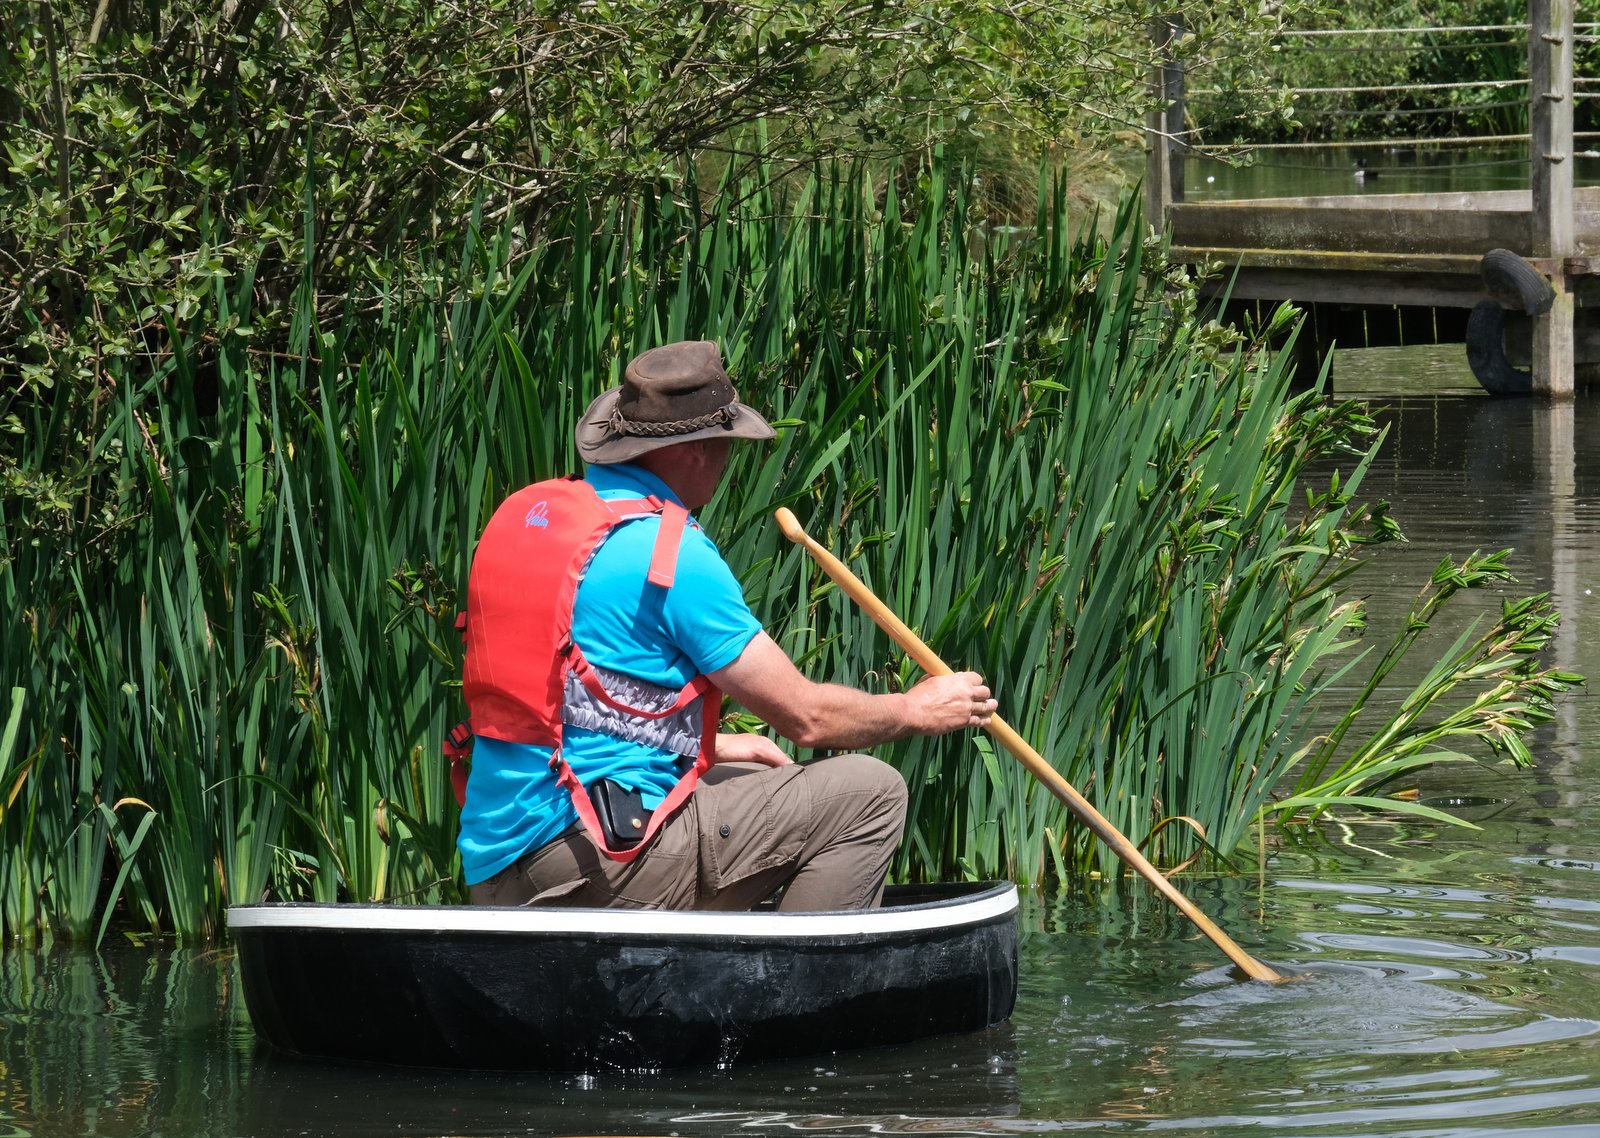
[774,507,1282,984]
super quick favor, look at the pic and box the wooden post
[1530,0,1575,398]
[1164,16,1186,206]
[1145,14,1185,231]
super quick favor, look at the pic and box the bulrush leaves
[0,158,1576,939]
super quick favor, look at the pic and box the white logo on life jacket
[525,501,550,528]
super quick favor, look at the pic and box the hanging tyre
[1465,300,1532,396]
[1480,248,1555,316]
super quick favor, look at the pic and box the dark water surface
[4,357,1600,1137]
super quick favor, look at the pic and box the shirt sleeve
[660,526,763,676]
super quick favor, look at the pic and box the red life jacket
[446,475,718,862]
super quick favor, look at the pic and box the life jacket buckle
[443,720,474,759]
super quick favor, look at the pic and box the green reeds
[0,158,1573,940]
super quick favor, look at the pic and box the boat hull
[228,881,1018,1071]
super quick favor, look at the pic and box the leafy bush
[1,2,1303,555]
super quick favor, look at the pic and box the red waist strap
[444,720,474,808]
[550,750,711,863]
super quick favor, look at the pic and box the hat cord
[609,401,738,438]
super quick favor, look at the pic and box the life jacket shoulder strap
[596,494,691,591]
[647,501,690,588]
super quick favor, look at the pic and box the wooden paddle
[774,507,1284,984]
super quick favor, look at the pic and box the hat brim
[575,386,777,465]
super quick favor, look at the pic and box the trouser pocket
[695,762,809,897]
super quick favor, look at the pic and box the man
[458,340,996,911]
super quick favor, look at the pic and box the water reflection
[240,1028,1024,1137]
[1181,142,1600,203]
[1511,856,1600,875]
[0,948,248,1138]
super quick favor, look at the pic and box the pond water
[1179,141,1600,201]
[3,355,1600,1137]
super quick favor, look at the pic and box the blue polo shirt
[457,464,763,885]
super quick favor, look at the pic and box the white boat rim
[227,883,1017,939]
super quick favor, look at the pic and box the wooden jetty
[1148,1,1592,397]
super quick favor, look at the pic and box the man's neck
[633,449,700,508]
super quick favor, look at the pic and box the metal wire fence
[1182,15,1597,161]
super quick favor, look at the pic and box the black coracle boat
[228,880,1018,1071]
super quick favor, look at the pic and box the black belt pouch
[587,779,647,850]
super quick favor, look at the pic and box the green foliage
[1272,551,1582,825]
[1,1,1306,554]
[1196,1,1597,146]
[0,154,1575,939]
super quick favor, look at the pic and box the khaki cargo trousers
[468,753,907,912]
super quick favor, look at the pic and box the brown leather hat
[575,340,775,464]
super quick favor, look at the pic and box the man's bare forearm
[765,682,920,750]
[711,632,996,751]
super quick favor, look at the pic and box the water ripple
[1293,929,1526,963]
[1532,945,1600,966]
[1509,856,1600,874]
[1150,1084,1600,1133]
[1147,962,1600,1060]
